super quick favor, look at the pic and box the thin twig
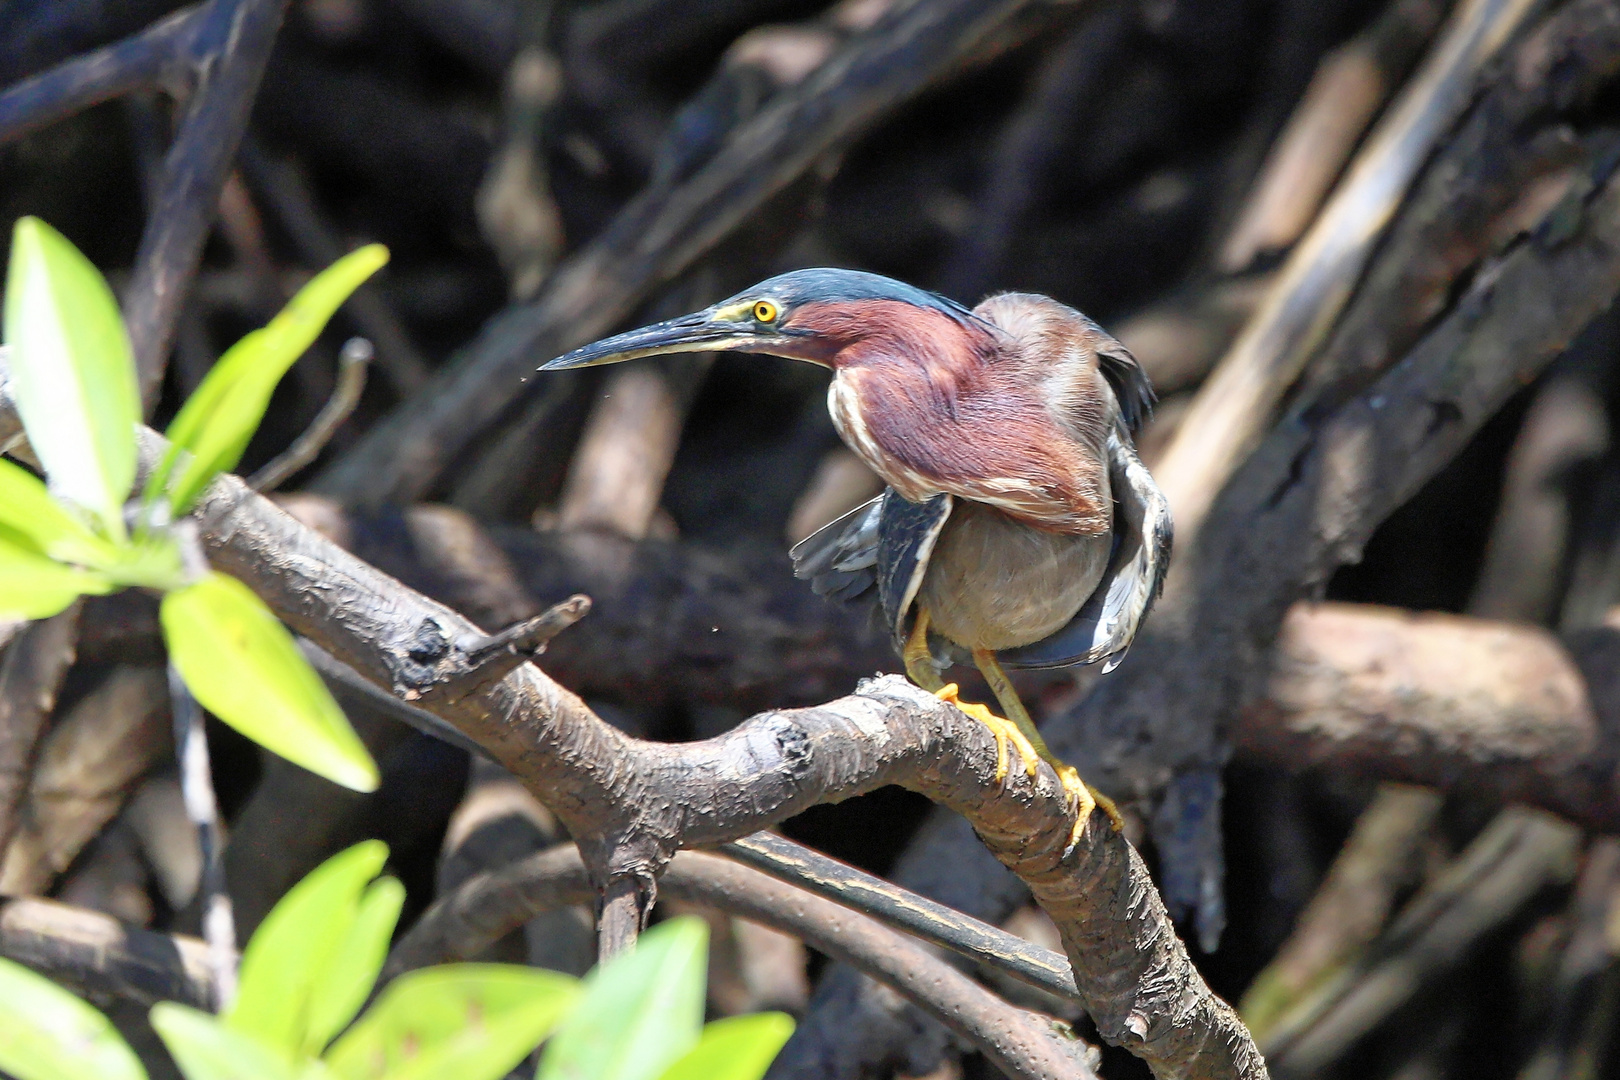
[387,846,1102,1080]
[168,664,236,1009]
[455,595,592,665]
[0,5,204,146]
[719,832,1079,1003]
[249,337,372,494]
[436,595,594,703]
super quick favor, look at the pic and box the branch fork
[0,369,1266,1080]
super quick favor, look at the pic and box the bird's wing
[790,492,886,604]
[999,428,1171,670]
[876,492,954,647]
[1095,339,1155,435]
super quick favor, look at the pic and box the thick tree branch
[0,4,202,145]
[0,895,215,1009]
[123,0,289,408]
[0,373,1266,1080]
[1153,0,1539,544]
[276,497,895,711]
[1237,603,1620,830]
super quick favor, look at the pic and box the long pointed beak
[541,311,785,370]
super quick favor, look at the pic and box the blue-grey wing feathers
[1096,339,1155,435]
[790,494,884,604]
[874,493,953,647]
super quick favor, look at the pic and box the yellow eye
[753,300,779,323]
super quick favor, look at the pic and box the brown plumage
[542,268,1172,847]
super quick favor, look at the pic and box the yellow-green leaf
[325,965,578,1080]
[4,217,139,540]
[152,1003,301,1080]
[153,244,388,512]
[161,572,377,792]
[0,533,114,620]
[302,875,406,1056]
[95,532,186,591]
[229,842,390,1054]
[0,457,118,566]
[0,956,147,1080]
[656,1015,794,1080]
[537,916,708,1080]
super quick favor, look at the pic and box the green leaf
[656,1015,794,1080]
[537,916,709,1080]
[0,956,147,1080]
[0,533,115,620]
[95,532,186,591]
[4,217,139,540]
[0,458,183,592]
[302,875,406,1055]
[325,965,578,1080]
[152,244,388,512]
[0,457,119,565]
[151,1003,302,1080]
[162,572,377,793]
[228,841,390,1053]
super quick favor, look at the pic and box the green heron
[543,268,1171,847]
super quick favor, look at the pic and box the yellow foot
[1052,765,1126,855]
[935,684,1123,855]
[936,684,1041,784]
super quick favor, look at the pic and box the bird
[542,268,1171,848]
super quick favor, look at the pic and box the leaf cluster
[0,217,384,792]
[0,843,794,1080]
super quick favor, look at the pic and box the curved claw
[934,683,1123,854]
[1055,765,1125,856]
[937,683,1042,783]
[937,683,1004,780]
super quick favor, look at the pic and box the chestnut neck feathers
[809,292,1121,535]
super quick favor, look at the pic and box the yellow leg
[973,648,1125,851]
[903,606,945,692]
[906,607,1017,784]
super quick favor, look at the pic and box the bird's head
[541,268,994,372]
